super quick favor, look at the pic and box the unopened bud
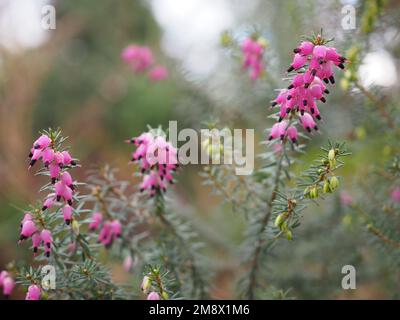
[285,230,293,241]
[161,291,169,300]
[71,220,80,235]
[274,213,285,228]
[323,180,331,193]
[310,186,318,199]
[303,187,310,198]
[328,149,336,161]
[330,176,339,190]
[141,275,151,294]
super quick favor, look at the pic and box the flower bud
[310,186,318,198]
[161,291,169,300]
[330,176,339,190]
[141,275,151,294]
[323,180,331,193]
[147,291,160,300]
[72,220,80,235]
[274,213,285,228]
[328,149,336,161]
[285,229,293,241]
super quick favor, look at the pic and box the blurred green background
[0,0,399,299]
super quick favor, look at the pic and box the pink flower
[269,35,346,141]
[20,212,33,228]
[61,151,76,166]
[29,149,42,169]
[2,276,14,297]
[0,272,15,297]
[149,65,168,82]
[49,163,60,184]
[32,233,42,255]
[42,197,55,211]
[89,212,103,231]
[123,255,133,272]
[147,291,160,300]
[25,284,41,300]
[42,148,55,166]
[41,229,53,254]
[126,131,178,196]
[98,222,114,248]
[300,113,318,132]
[268,121,287,141]
[241,37,265,80]
[110,220,122,238]
[293,41,314,55]
[340,192,353,206]
[286,126,298,143]
[121,45,154,73]
[33,134,51,150]
[67,242,77,252]
[0,271,9,284]
[391,187,400,203]
[20,220,37,241]
[287,53,308,72]
[62,205,73,225]
[61,171,74,189]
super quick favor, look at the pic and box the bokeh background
[0,0,399,299]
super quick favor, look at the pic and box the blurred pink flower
[149,65,168,82]
[25,285,41,300]
[123,255,133,272]
[390,187,400,203]
[340,191,353,206]
[121,45,154,73]
[147,291,160,300]
[241,37,265,80]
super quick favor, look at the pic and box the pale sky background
[0,0,397,88]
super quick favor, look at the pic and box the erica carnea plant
[125,128,208,299]
[9,129,125,300]
[201,32,351,299]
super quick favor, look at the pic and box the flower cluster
[88,212,122,248]
[0,270,15,298]
[19,213,54,257]
[126,131,178,196]
[269,34,346,142]
[241,36,266,80]
[21,132,78,258]
[121,45,168,82]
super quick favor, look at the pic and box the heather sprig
[15,129,124,300]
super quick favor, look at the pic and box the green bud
[280,221,288,232]
[330,176,339,190]
[141,275,151,293]
[274,213,285,228]
[285,230,293,241]
[328,149,336,161]
[310,186,318,199]
[323,180,331,193]
[72,220,80,235]
[161,291,169,300]
[303,187,310,198]
[220,31,233,47]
